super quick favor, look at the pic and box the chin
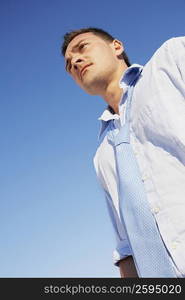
[79,80,97,95]
[82,86,97,95]
[82,76,105,95]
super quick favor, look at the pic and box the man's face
[64,32,123,95]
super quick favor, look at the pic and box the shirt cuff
[113,240,132,266]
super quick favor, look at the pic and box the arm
[118,256,138,278]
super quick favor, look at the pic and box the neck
[100,63,128,114]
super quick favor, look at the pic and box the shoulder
[143,36,185,70]
[160,36,185,47]
[156,36,185,56]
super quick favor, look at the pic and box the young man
[62,28,185,278]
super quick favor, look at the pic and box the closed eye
[68,63,72,72]
[65,59,72,72]
[79,43,88,50]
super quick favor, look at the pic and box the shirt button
[171,242,179,249]
[142,174,148,181]
[153,207,160,214]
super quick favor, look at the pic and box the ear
[112,39,124,57]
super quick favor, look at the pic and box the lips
[80,63,92,78]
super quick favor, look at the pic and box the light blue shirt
[94,37,185,277]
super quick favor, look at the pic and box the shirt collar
[98,64,143,140]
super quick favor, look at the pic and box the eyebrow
[71,39,87,52]
[65,39,88,71]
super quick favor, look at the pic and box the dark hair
[61,27,131,67]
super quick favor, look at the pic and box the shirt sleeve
[113,241,133,266]
[168,36,185,84]
[93,135,132,267]
[104,189,132,266]
[150,36,185,159]
[150,36,185,86]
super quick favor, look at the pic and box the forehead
[65,32,104,57]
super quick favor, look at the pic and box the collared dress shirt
[93,37,185,277]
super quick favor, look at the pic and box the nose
[72,57,84,71]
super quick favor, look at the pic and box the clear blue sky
[0,0,184,277]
